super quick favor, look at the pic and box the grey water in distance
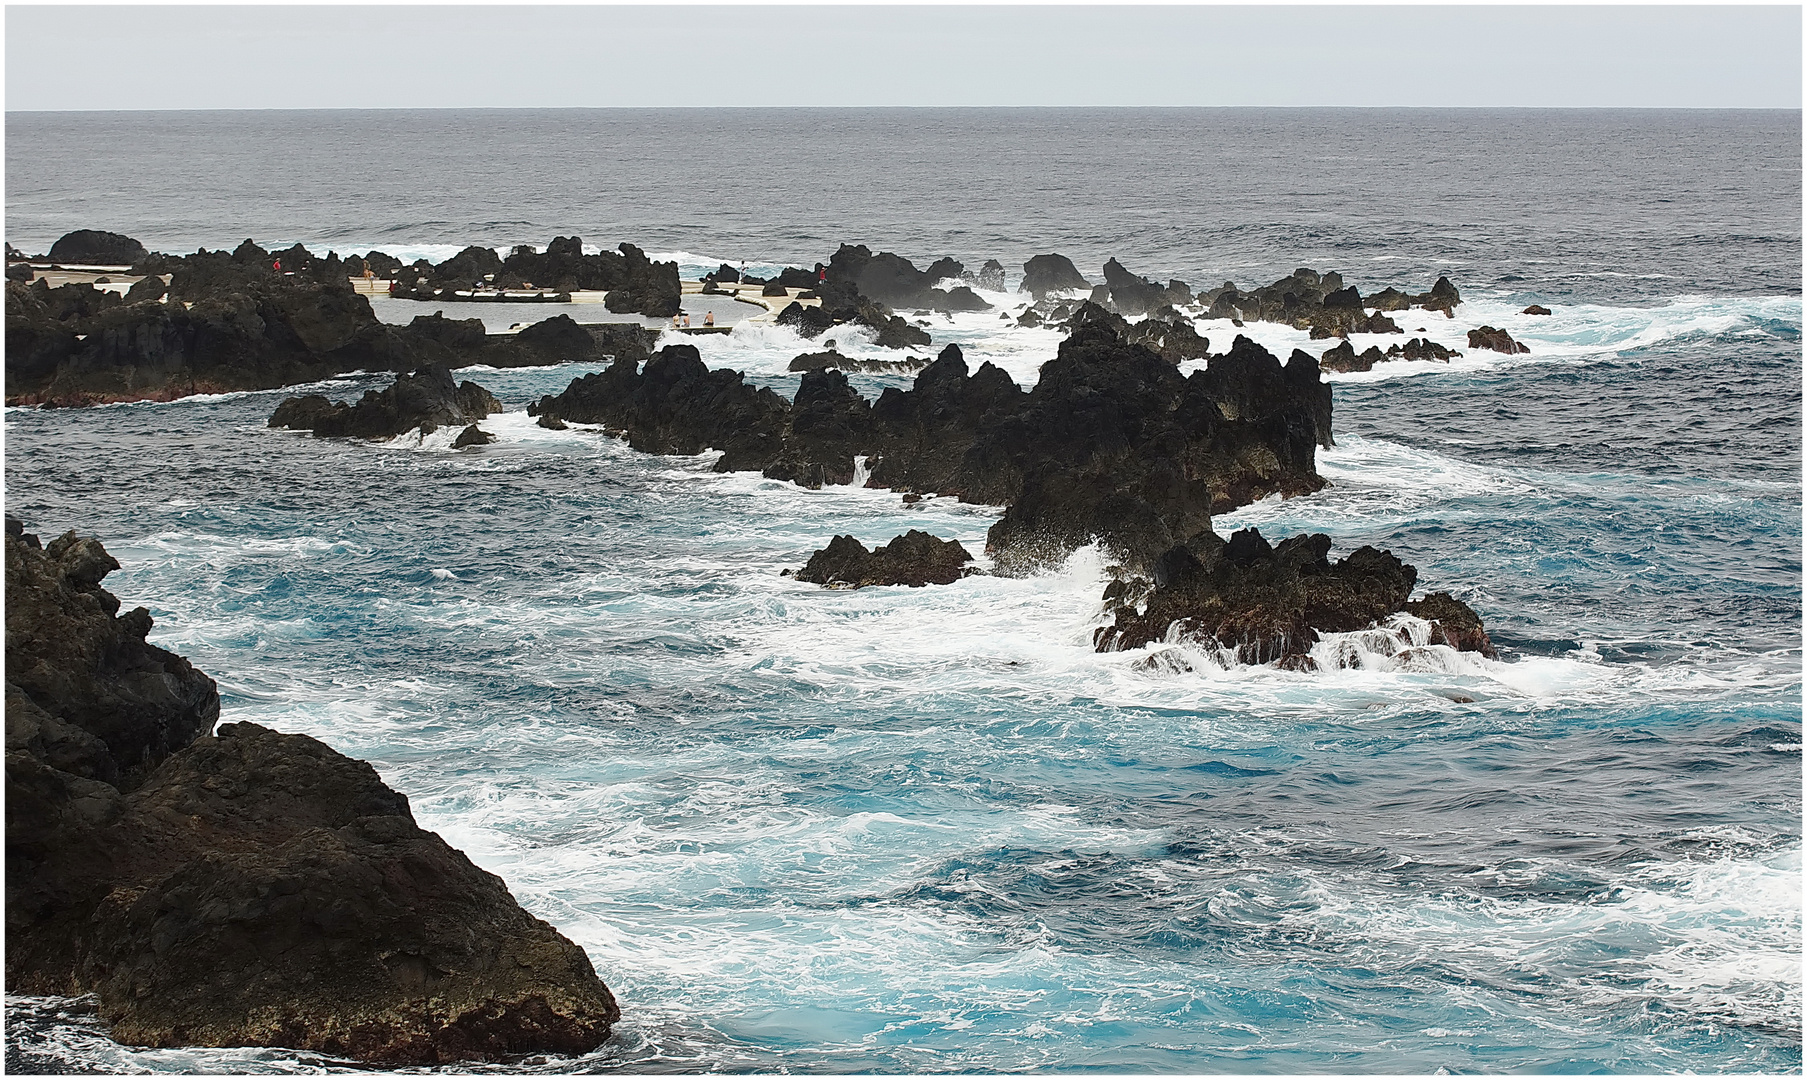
[4,107,1801,1074]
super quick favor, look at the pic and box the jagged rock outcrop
[1093,526,1494,666]
[1523,305,1552,316]
[1467,326,1530,354]
[600,242,682,318]
[1020,254,1090,300]
[792,531,974,587]
[387,238,679,317]
[1320,335,1463,373]
[1388,337,1461,362]
[762,368,872,488]
[1100,258,1170,316]
[535,319,1329,574]
[5,236,656,406]
[979,326,1327,573]
[1202,270,1460,335]
[268,364,502,440]
[46,230,149,267]
[1057,300,1209,364]
[4,524,620,1063]
[529,344,789,472]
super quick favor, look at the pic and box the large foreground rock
[5,525,619,1064]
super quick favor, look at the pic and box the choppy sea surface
[4,108,1801,1073]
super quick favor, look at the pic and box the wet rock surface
[1094,526,1494,665]
[1467,325,1531,354]
[793,531,975,588]
[268,364,502,440]
[535,319,1329,575]
[4,525,620,1064]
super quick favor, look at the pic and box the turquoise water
[3,108,1799,1072]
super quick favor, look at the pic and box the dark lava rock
[794,530,974,588]
[1522,305,1552,315]
[513,313,596,362]
[762,283,790,297]
[934,285,992,313]
[534,320,1329,575]
[822,244,963,310]
[762,368,872,488]
[1467,326,1530,354]
[777,300,837,338]
[47,230,149,267]
[1404,591,1498,657]
[452,424,495,448]
[1318,341,1386,373]
[711,263,741,284]
[537,414,569,430]
[788,349,857,372]
[7,239,664,406]
[269,364,502,440]
[123,274,168,304]
[1095,527,1492,665]
[5,528,218,793]
[1387,337,1462,362]
[1020,254,1090,300]
[1100,258,1168,316]
[4,526,620,1064]
[601,243,681,318]
[531,344,789,473]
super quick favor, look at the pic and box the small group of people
[668,311,717,329]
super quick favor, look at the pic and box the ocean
[4,107,1801,1073]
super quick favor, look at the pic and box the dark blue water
[4,108,1800,1073]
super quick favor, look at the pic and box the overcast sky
[6,4,1801,110]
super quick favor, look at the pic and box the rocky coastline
[4,236,660,408]
[5,520,619,1064]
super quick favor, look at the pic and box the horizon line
[9,104,1803,115]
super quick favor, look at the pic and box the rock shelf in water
[4,520,620,1064]
[5,235,659,407]
[791,531,975,588]
[268,363,502,440]
[1094,526,1496,667]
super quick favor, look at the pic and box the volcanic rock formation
[4,522,619,1064]
[46,230,150,267]
[1093,526,1495,666]
[268,364,502,440]
[792,530,975,588]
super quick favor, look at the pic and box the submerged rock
[794,530,974,588]
[4,525,620,1064]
